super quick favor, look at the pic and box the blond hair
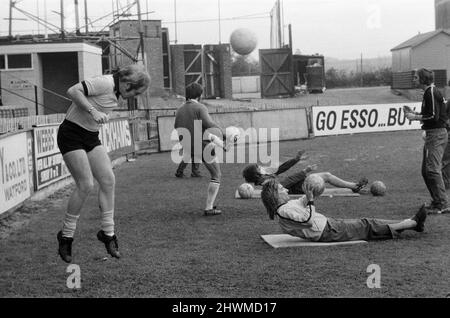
[117,64,151,91]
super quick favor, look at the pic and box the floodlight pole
[36,0,40,36]
[44,0,48,38]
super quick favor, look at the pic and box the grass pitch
[1,129,449,298]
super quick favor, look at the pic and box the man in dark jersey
[242,150,368,195]
[175,83,224,216]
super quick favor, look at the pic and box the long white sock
[62,213,80,238]
[101,210,115,237]
[206,181,220,210]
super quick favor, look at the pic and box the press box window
[8,54,32,69]
[0,55,5,69]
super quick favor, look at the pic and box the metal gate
[183,45,203,88]
[203,45,221,99]
[259,48,294,98]
[183,45,223,99]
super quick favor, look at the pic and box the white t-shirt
[277,197,328,241]
[65,75,118,131]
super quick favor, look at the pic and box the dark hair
[242,164,260,184]
[415,68,434,86]
[185,82,203,100]
[261,179,281,220]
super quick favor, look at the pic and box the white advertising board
[0,132,31,215]
[33,125,70,190]
[312,103,422,136]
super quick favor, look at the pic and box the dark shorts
[57,119,102,155]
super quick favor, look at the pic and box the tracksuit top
[174,100,221,152]
[254,157,301,186]
[420,84,448,130]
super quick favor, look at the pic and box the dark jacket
[421,85,448,130]
[255,157,301,186]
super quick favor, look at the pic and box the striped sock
[101,210,115,237]
[206,180,220,210]
[62,213,80,238]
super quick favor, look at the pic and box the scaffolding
[1,1,151,114]
[5,0,147,68]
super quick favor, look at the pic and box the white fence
[232,76,261,94]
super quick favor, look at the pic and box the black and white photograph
[0,0,449,305]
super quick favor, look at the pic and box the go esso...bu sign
[312,103,422,136]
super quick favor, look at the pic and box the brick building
[109,20,167,99]
[0,40,102,115]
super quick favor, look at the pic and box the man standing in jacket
[405,68,450,214]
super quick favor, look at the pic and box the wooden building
[391,29,450,89]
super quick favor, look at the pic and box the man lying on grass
[260,175,427,242]
[243,150,369,195]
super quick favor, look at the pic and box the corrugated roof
[391,29,450,51]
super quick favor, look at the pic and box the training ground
[1,88,449,298]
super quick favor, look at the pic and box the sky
[0,0,436,60]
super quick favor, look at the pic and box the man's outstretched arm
[275,150,306,175]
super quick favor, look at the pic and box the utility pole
[218,0,222,44]
[288,24,292,50]
[277,0,282,48]
[281,0,285,46]
[74,0,81,35]
[36,0,40,36]
[60,0,65,39]
[84,0,88,34]
[136,0,145,66]
[112,0,115,21]
[174,0,178,44]
[360,53,363,87]
[8,0,14,39]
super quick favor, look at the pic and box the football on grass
[370,181,386,196]
[238,183,254,199]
